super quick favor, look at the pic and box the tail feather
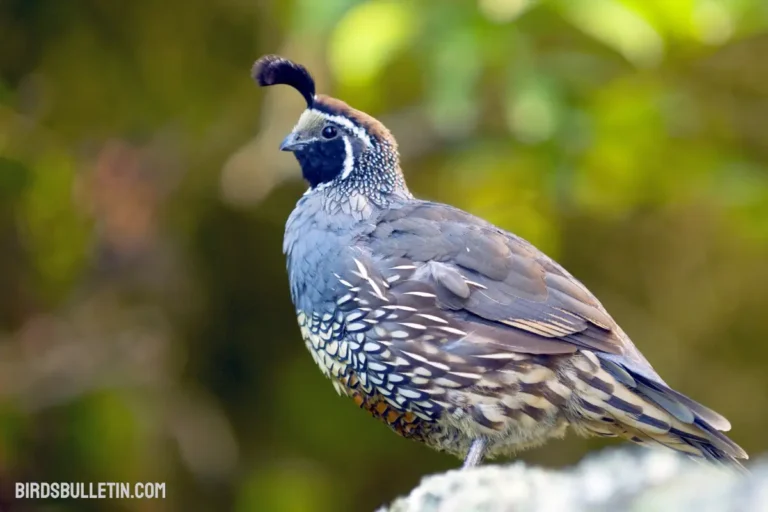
[630,371,733,432]
[565,352,748,470]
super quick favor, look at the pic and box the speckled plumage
[253,55,747,468]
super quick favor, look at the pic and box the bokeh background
[2,0,768,510]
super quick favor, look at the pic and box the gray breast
[284,189,373,313]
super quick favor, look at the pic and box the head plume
[252,55,316,107]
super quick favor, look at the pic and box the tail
[563,351,748,470]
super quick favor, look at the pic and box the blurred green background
[2,0,768,510]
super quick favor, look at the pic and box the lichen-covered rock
[380,449,768,512]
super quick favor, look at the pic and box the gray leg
[462,439,487,468]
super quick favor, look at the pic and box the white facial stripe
[340,136,354,180]
[310,109,373,147]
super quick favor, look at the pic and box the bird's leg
[462,439,487,469]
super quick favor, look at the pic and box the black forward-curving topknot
[252,55,315,107]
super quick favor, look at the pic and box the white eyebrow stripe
[311,109,373,147]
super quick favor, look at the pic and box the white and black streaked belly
[292,259,577,456]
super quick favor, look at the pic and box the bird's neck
[312,175,411,222]
[313,142,412,217]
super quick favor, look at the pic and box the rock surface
[380,449,768,512]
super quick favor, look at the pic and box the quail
[252,55,747,469]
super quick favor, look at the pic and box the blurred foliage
[1,0,768,511]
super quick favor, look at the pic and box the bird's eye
[321,125,338,139]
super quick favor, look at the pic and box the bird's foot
[462,439,487,469]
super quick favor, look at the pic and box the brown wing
[331,204,738,453]
[363,201,625,356]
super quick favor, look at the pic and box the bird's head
[253,55,410,206]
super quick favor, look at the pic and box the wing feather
[366,202,625,356]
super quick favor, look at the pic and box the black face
[294,134,347,188]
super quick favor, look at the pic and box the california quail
[252,55,748,469]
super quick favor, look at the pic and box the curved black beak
[280,133,307,152]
